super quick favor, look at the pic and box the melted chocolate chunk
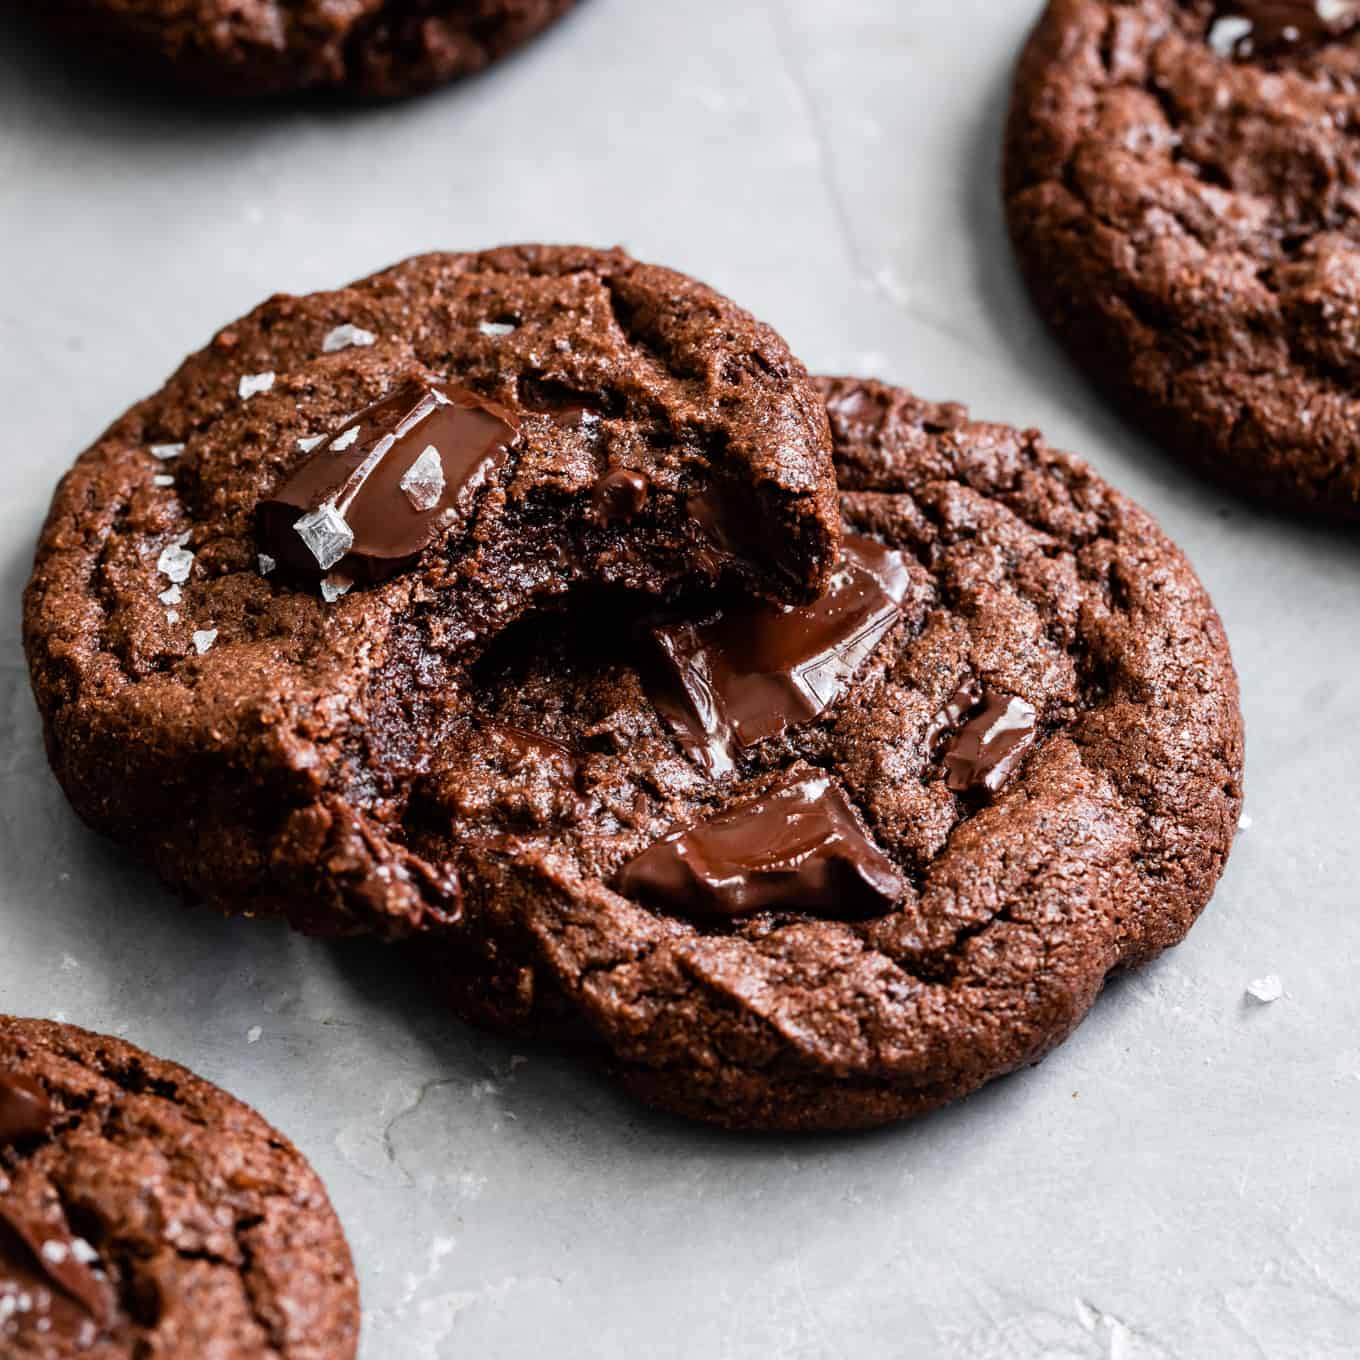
[941,690,1038,796]
[648,535,912,774]
[925,679,984,755]
[589,468,649,524]
[0,1201,113,1343]
[0,1072,51,1145]
[1211,1,1355,57]
[258,378,519,583]
[614,771,904,921]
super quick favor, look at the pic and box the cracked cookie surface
[38,0,578,98]
[23,245,840,940]
[419,376,1244,1130]
[1005,0,1360,521]
[0,1017,358,1359]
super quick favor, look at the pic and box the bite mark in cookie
[23,245,840,940]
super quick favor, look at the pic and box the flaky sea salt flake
[1246,974,1283,1004]
[298,434,325,453]
[1208,15,1253,55]
[331,425,361,451]
[153,474,174,488]
[247,1025,262,1044]
[479,320,516,337]
[158,585,181,606]
[238,371,275,400]
[323,323,376,353]
[192,628,218,655]
[156,538,194,584]
[399,445,445,512]
[293,504,353,570]
[150,443,184,461]
[165,610,179,624]
[258,553,276,575]
[320,572,353,604]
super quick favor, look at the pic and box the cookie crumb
[238,371,275,400]
[192,628,218,655]
[1245,975,1283,1004]
[323,323,376,353]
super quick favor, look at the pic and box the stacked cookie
[23,245,1245,1134]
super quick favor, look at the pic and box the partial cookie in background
[23,244,840,942]
[1005,0,1360,522]
[38,0,578,99]
[418,376,1246,1131]
[0,1016,358,1359]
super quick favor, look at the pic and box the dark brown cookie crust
[40,0,578,99]
[1005,0,1360,522]
[421,376,1244,1131]
[0,1017,358,1359]
[23,245,840,941]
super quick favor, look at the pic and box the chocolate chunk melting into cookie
[0,1073,51,1145]
[928,686,1040,797]
[1209,1,1356,58]
[615,771,905,921]
[589,469,649,524]
[648,535,912,774]
[0,1201,114,1333]
[258,378,518,583]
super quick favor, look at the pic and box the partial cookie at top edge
[1005,0,1360,521]
[37,0,580,99]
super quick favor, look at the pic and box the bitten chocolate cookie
[417,377,1244,1130]
[0,1017,358,1358]
[1006,0,1360,521]
[24,245,840,940]
[39,0,578,99]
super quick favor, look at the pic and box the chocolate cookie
[1005,0,1360,521]
[0,1017,358,1358]
[23,245,840,940]
[39,0,578,99]
[418,377,1245,1130]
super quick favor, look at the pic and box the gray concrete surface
[1,3,1357,1356]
